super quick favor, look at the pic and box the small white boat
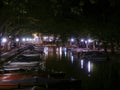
[9,61,39,67]
[22,50,41,56]
[5,55,41,68]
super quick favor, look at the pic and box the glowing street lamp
[81,39,84,42]
[26,38,30,42]
[88,39,93,43]
[15,38,19,42]
[32,33,38,38]
[71,38,74,42]
[22,38,26,42]
[2,38,7,43]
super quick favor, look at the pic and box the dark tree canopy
[0,0,120,43]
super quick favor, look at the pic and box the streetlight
[88,39,93,43]
[1,37,7,52]
[15,38,19,42]
[22,38,26,42]
[80,39,85,48]
[71,38,74,42]
[87,38,94,49]
[80,39,84,42]
[1,38,7,43]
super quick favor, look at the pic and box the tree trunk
[110,41,115,53]
[116,40,120,49]
[103,42,107,53]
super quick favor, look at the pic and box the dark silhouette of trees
[0,0,120,52]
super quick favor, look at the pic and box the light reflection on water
[44,47,94,76]
[80,59,84,69]
[43,47,120,89]
[55,47,67,59]
[70,55,74,63]
[79,59,94,76]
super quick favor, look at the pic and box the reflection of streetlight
[71,56,74,63]
[87,61,93,77]
[88,61,91,73]
[81,59,84,69]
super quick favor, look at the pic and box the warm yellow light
[32,33,38,38]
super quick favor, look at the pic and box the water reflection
[79,59,94,76]
[55,47,67,59]
[80,59,84,69]
[56,47,63,59]
[62,47,67,58]
[70,55,74,63]
[44,47,95,76]
[64,51,67,57]
[59,47,62,58]
[43,47,120,89]
[88,61,91,73]
[44,47,48,59]
[87,61,93,77]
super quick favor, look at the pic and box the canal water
[44,47,120,90]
